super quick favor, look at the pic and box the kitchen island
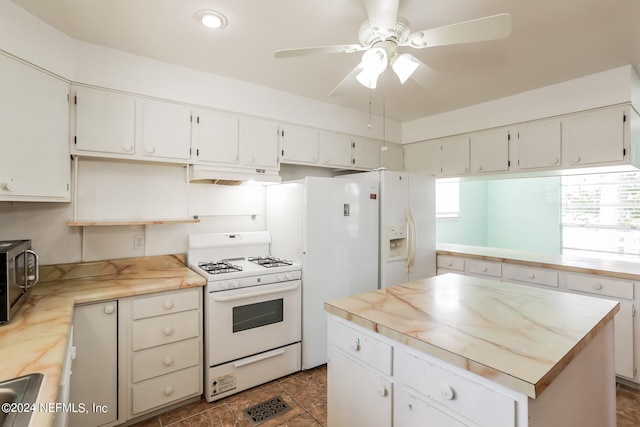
[324,273,620,427]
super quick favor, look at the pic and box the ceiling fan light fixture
[356,48,387,89]
[391,54,419,84]
[197,10,227,29]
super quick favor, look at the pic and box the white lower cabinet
[396,389,467,427]
[68,301,119,427]
[125,287,203,419]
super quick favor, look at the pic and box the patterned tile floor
[132,366,640,427]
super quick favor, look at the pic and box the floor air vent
[243,396,292,425]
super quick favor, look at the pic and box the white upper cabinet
[318,132,353,168]
[441,136,470,176]
[0,54,70,201]
[404,140,440,176]
[512,119,562,170]
[352,137,382,170]
[194,111,239,165]
[469,129,509,174]
[280,125,319,165]
[75,88,136,156]
[238,117,279,170]
[381,143,404,171]
[563,106,626,166]
[140,101,192,161]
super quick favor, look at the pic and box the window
[561,171,640,260]
[436,180,460,218]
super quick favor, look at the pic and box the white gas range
[188,231,301,402]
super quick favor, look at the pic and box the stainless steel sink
[0,373,43,426]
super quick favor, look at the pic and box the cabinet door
[75,89,136,155]
[281,125,319,164]
[396,389,467,427]
[381,143,404,171]
[328,348,392,427]
[194,111,239,164]
[564,107,625,166]
[441,136,469,176]
[141,101,191,160]
[319,132,352,168]
[469,129,509,173]
[69,301,118,427]
[614,300,635,379]
[404,140,440,176]
[352,138,382,170]
[0,54,70,201]
[239,117,279,169]
[514,119,561,169]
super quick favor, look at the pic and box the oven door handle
[211,282,300,302]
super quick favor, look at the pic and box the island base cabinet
[327,347,392,427]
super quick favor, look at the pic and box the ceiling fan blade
[274,44,364,59]
[364,0,399,36]
[404,13,512,49]
[329,64,363,97]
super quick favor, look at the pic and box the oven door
[207,279,301,366]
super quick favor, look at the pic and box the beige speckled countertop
[437,242,640,280]
[325,273,619,399]
[0,254,206,427]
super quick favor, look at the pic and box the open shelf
[67,218,200,227]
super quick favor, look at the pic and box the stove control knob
[220,281,229,289]
[276,274,284,281]
[286,272,296,280]
[230,280,240,288]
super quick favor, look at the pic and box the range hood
[188,165,281,185]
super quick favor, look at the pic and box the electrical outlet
[134,234,145,250]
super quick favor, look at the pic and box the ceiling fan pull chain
[368,94,373,129]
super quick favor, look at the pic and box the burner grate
[198,260,243,274]
[248,256,293,268]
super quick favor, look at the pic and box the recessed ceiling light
[196,10,227,29]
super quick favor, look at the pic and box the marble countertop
[0,254,206,427]
[324,273,619,399]
[437,242,640,280]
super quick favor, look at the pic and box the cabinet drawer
[566,274,634,300]
[328,317,392,375]
[466,259,502,278]
[502,264,558,288]
[436,256,465,272]
[399,351,515,427]
[132,366,201,415]
[132,288,200,320]
[132,338,201,383]
[132,310,200,351]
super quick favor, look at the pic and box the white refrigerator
[342,170,436,288]
[266,177,379,370]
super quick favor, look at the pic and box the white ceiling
[10,0,640,122]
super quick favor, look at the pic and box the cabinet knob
[104,305,115,315]
[145,146,155,154]
[441,386,455,400]
[164,386,174,396]
[475,165,482,172]
[3,181,16,192]
[593,283,603,290]
[447,261,453,267]
[122,145,133,152]
[481,266,488,272]
[572,156,581,164]
[232,154,239,161]
[163,300,174,310]
[352,338,361,352]
[551,157,559,165]
[528,272,535,279]
[163,326,174,336]
[377,385,388,397]
[247,156,255,164]
[163,357,174,366]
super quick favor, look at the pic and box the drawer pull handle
[163,326,174,336]
[352,338,361,352]
[441,386,455,400]
[164,357,174,366]
[593,283,603,290]
[163,300,174,310]
[528,273,535,279]
[164,386,174,396]
[104,305,115,315]
[377,385,387,397]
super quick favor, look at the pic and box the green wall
[437,176,562,255]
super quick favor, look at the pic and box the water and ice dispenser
[385,225,408,261]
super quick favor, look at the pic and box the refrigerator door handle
[406,208,417,274]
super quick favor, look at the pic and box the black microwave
[0,240,39,324]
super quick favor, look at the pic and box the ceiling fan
[274,0,511,95]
